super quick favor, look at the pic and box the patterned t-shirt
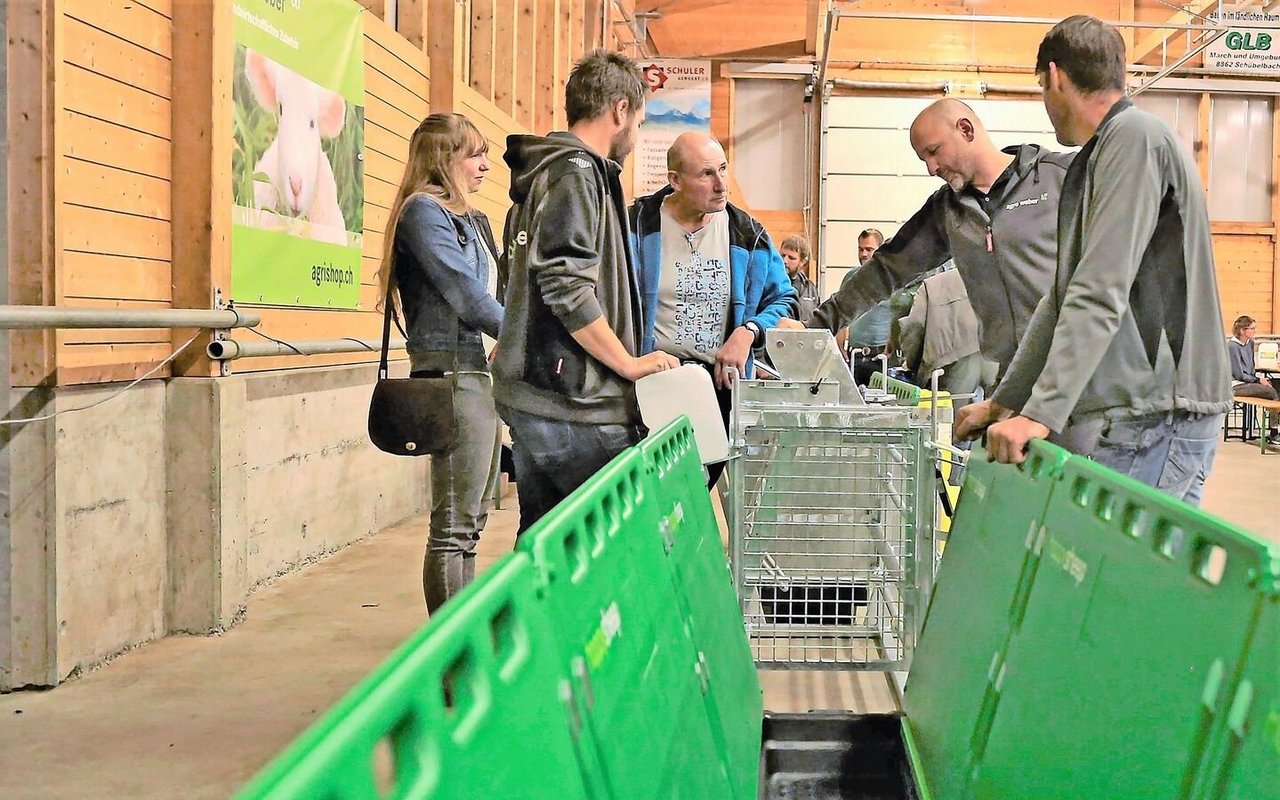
[654,206,731,364]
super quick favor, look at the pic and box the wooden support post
[8,0,62,388]
[1271,102,1280,333]
[558,0,574,131]
[429,0,465,112]
[397,0,427,49]
[170,0,233,378]
[494,0,517,116]
[583,0,601,53]
[469,0,495,100]
[515,0,538,129]
[535,0,559,135]
[1197,91,1212,196]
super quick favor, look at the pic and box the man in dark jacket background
[780,99,1073,386]
[494,50,679,532]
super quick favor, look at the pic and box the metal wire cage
[727,380,938,671]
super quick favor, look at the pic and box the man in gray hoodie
[957,16,1232,504]
[494,51,678,532]
[782,99,1074,385]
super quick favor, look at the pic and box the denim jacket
[394,195,503,373]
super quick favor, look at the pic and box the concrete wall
[2,364,427,690]
[242,365,427,584]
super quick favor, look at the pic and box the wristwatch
[743,320,764,347]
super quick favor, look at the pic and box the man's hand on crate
[954,399,1011,441]
[986,415,1050,465]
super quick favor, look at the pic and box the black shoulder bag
[367,266,459,456]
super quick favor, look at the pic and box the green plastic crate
[902,441,1069,800]
[639,418,763,800]
[1198,584,1280,800]
[971,455,1280,799]
[235,552,592,800]
[516,447,735,800]
[868,370,923,402]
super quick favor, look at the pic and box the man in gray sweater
[782,99,1074,385]
[957,15,1232,504]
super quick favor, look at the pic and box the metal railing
[0,305,259,330]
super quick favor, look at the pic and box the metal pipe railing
[0,305,259,330]
[831,77,950,94]
[207,337,405,361]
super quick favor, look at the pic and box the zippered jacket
[493,132,644,424]
[993,99,1231,431]
[810,144,1074,374]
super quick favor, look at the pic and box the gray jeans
[424,372,500,613]
[1086,410,1223,507]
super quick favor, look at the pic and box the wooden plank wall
[24,2,605,386]
[1214,229,1275,334]
[58,0,175,384]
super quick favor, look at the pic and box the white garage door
[820,96,1063,296]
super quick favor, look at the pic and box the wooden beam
[1130,0,1218,64]
[494,0,517,116]
[469,0,496,100]
[8,0,61,387]
[559,0,574,130]
[805,0,822,56]
[515,0,538,129]
[584,0,602,53]
[1197,91,1211,194]
[397,0,427,49]
[535,0,559,134]
[170,0,233,378]
[355,0,386,18]
[428,0,465,112]
[1272,101,1280,335]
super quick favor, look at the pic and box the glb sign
[1206,5,1280,75]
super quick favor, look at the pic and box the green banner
[231,0,365,309]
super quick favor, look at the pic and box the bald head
[667,132,724,174]
[667,132,729,215]
[908,99,1000,193]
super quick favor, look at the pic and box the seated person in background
[629,131,796,486]
[895,265,997,415]
[781,235,820,325]
[1228,315,1278,441]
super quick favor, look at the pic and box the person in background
[781,234,819,325]
[957,15,1231,504]
[837,228,895,385]
[1228,315,1279,442]
[629,131,796,487]
[895,263,997,414]
[494,51,679,533]
[376,113,504,614]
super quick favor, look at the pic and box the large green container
[971,455,1279,799]
[902,441,1069,800]
[639,419,763,800]
[234,553,593,800]
[516,446,735,800]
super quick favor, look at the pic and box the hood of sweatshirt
[504,132,616,204]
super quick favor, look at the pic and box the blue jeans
[501,407,643,533]
[1087,410,1223,506]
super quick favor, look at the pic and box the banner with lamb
[231,0,365,309]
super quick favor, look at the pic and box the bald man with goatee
[628,132,796,486]
[789,98,1074,386]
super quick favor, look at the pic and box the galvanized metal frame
[727,380,940,672]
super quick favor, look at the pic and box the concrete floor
[0,439,1274,799]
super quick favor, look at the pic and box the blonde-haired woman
[378,113,503,614]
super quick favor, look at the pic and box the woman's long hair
[377,113,489,311]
